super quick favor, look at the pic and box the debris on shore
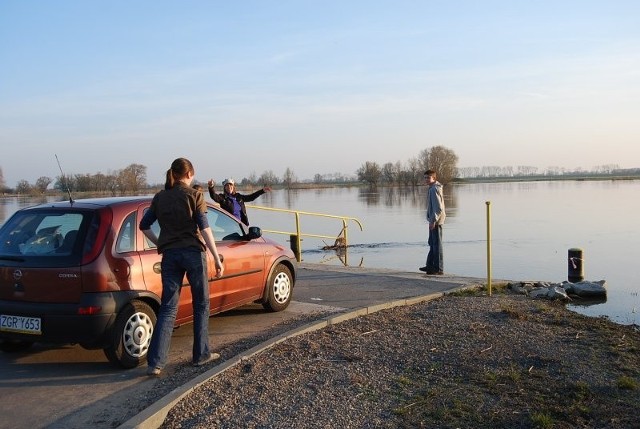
[508,279,607,302]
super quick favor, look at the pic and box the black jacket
[208,186,265,225]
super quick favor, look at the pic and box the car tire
[104,300,156,369]
[262,264,293,312]
[0,339,34,353]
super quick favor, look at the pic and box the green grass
[617,376,638,390]
[531,412,554,428]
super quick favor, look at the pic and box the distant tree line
[1,155,638,196]
[1,164,148,196]
[456,164,625,178]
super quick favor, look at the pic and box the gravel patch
[160,292,640,429]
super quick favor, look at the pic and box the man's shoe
[419,266,429,272]
[146,367,161,376]
[193,352,221,367]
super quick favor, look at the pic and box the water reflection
[283,189,298,210]
[358,185,380,205]
[568,297,608,307]
[357,184,459,217]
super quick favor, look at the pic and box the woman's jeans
[147,247,210,369]
[426,225,444,273]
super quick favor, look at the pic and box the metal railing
[246,205,363,262]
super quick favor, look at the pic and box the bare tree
[35,176,52,194]
[282,167,296,189]
[418,146,458,184]
[357,161,382,185]
[105,173,119,196]
[0,166,5,191]
[74,174,94,192]
[258,170,279,186]
[118,164,147,194]
[54,174,75,193]
[15,179,32,195]
[405,157,422,186]
[382,162,400,184]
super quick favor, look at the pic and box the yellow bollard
[486,201,492,296]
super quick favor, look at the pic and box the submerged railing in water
[246,205,363,263]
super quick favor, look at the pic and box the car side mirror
[247,226,262,240]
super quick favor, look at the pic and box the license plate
[0,314,42,335]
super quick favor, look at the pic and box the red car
[0,196,296,368]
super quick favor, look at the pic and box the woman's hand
[214,259,223,278]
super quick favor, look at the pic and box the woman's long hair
[164,158,194,190]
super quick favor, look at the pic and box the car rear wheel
[262,264,293,312]
[104,301,156,368]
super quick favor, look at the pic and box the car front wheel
[104,300,156,368]
[262,264,293,312]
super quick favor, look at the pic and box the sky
[1,1,639,187]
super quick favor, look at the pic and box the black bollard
[568,248,584,283]
[289,234,301,262]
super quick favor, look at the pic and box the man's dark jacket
[208,186,265,225]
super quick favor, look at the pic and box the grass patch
[487,282,510,294]
[530,411,554,428]
[396,375,412,385]
[617,376,638,390]
[500,305,526,320]
[572,380,592,399]
[506,364,521,383]
[448,287,483,297]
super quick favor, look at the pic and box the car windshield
[0,211,84,256]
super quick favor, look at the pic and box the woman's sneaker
[146,367,161,376]
[193,352,221,367]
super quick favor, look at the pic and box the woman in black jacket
[207,178,270,225]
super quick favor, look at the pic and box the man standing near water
[420,169,446,275]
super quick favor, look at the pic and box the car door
[204,207,267,313]
[138,203,268,325]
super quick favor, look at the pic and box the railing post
[486,201,492,296]
[294,212,302,262]
[342,219,348,266]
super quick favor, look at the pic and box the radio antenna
[55,154,74,204]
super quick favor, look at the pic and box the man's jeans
[147,247,210,369]
[426,225,444,273]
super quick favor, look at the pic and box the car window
[207,208,244,241]
[139,207,243,249]
[0,212,83,256]
[141,208,161,250]
[116,212,136,253]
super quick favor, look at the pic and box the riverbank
[161,288,640,429]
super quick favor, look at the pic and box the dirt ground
[161,288,640,429]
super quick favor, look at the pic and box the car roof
[21,196,153,211]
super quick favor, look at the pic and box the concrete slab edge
[118,291,451,429]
